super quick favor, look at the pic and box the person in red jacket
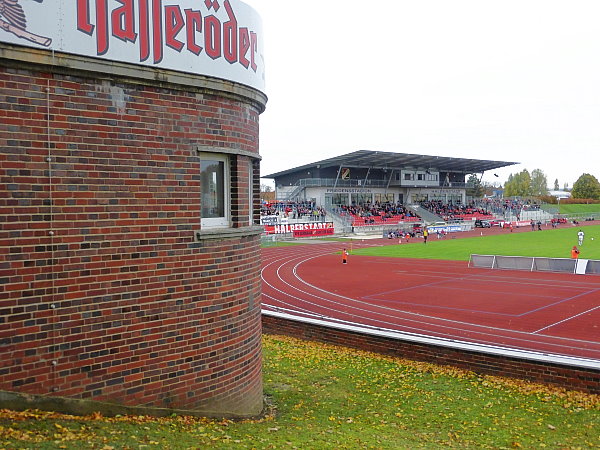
[342,248,349,264]
[571,246,580,259]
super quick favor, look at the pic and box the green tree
[504,169,532,197]
[554,179,559,190]
[530,169,548,196]
[467,174,485,198]
[571,173,600,199]
[504,174,515,196]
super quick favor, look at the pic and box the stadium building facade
[1,1,266,418]
[264,151,517,208]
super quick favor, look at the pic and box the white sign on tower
[0,0,265,93]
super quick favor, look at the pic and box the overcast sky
[246,0,600,189]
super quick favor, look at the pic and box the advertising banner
[515,220,532,227]
[260,215,279,225]
[0,0,265,93]
[428,225,463,233]
[264,222,335,237]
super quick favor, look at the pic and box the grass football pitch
[352,225,600,261]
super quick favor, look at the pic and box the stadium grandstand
[261,150,519,233]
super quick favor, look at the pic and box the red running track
[262,240,600,361]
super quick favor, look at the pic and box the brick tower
[0,0,267,417]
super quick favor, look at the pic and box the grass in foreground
[1,335,598,449]
[353,225,600,261]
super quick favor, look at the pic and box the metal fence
[469,254,600,275]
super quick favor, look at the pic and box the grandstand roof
[263,150,518,178]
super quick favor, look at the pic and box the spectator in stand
[343,201,420,226]
[261,201,327,222]
[419,200,493,221]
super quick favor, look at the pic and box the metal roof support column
[363,167,371,186]
[333,165,342,188]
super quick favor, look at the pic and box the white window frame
[200,153,230,228]
[249,161,254,226]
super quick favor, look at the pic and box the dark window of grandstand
[331,193,348,206]
[404,173,414,181]
[351,193,373,205]
[417,173,424,181]
[375,193,394,203]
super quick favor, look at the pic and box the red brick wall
[0,64,264,417]
[262,315,600,395]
